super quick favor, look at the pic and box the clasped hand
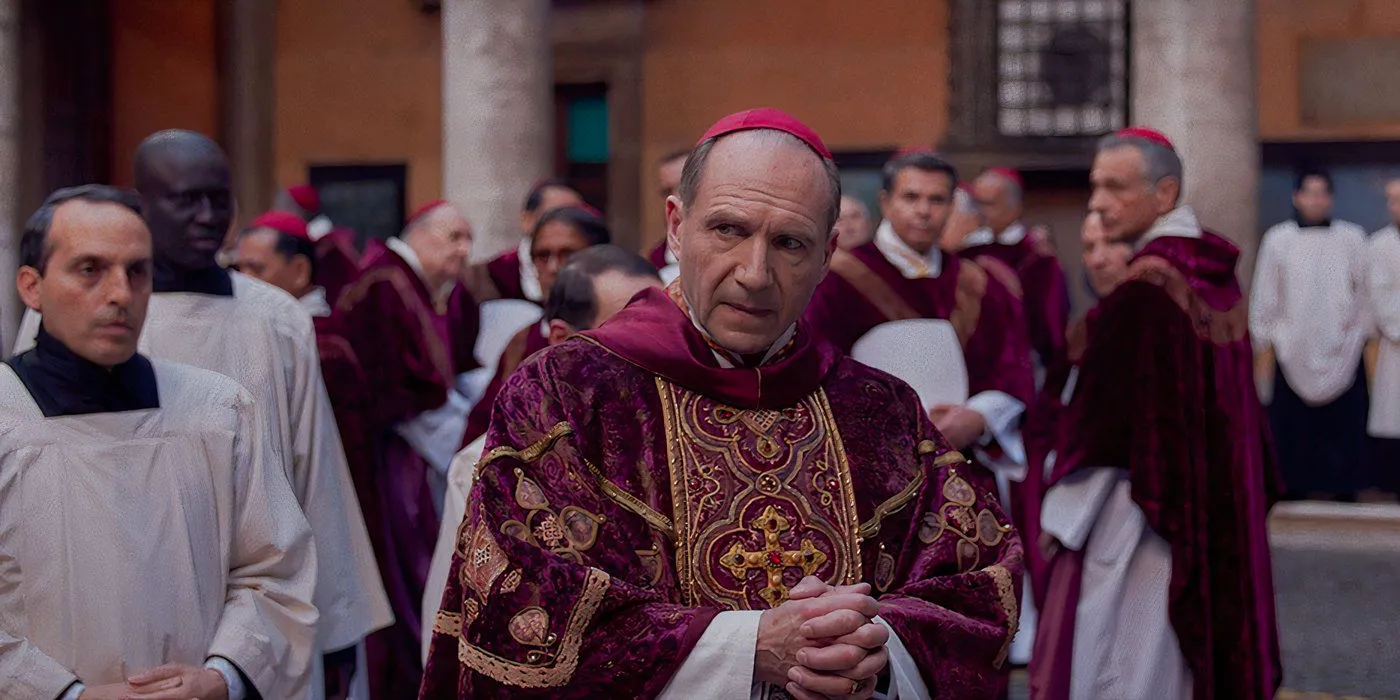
[80,664,229,700]
[756,576,890,700]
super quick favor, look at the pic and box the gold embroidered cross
[722,505,828,607]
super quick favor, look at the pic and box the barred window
[996,0,1128,137]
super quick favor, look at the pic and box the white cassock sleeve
[1041,467,1124,552]
[656,612,931,700]
[966,390,1027,505]
[423,437,486,664]
[1371,234,1400,343]
[287,325,394,651]
[210,389,320,698]
[0,632,77,699]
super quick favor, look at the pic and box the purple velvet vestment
[420,287,1023,699]
[961,230,1071,368]
[1033,233,1282,700]
[336,240,480,700]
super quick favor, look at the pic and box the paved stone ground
[1005,504,1400,699]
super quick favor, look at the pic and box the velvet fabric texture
[336,241,481,699]
[485,249,527,302]
[314,226,362,308]
[420,288,1023,698]
[962,233,1071,368]
[1044,232,1282,700]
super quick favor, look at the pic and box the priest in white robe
[1367,177,1400,495]
[1250,168,1372,500]
[2,186,318,700]
[15,132,393,698]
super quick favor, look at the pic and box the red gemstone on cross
[767,551,784,566]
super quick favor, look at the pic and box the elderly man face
[972,172,1023,235]
[833,196,873,250]
[666,131,837,355]
[405,203,474,289]
[1088,145,1177,243]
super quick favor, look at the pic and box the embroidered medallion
[508,606,553,647]
[658,379,861,610]
[459,521,510,599]
[514,469,551,510]
[501,569,523,593]
[559,506,604,551]
[874,549,897,593]
[942,471,976,506]
[636,545,665,586]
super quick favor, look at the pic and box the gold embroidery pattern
[459,521,510,600]
[433,611,463,637]
[584,459,675,538]
[659,378,861,610]
[916,471,1013,571]
[458,567,611,688]
[508,606,555,647]
[986,564,1020,669]
[499,468,606,564]
[478,422,576,476]
[501,569,523,593]
[857,470,926,540]
[874,548,897,593]
[636,545,665,586]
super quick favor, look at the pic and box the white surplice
[14,274,393,654]
[0,360,318,699]
[1368,226,1400,438]
[1250,219,1371,405]
[422,435,487,664]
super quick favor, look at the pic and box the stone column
[0,0,20,346]
[1132,0,1260,285]
[442,0,553,261]
[219,0,276,222]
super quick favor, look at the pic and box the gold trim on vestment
[986,564,1020,669]
[857,470,926,541]
[477,422,575,476]
[933,450,968,468]
[584,458,676,539]
[815,390,863,586]
[433,610,463,637]
[457,567,611,688]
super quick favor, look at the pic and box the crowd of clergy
[5,103,1392,700]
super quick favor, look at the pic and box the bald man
[333,199,482,698]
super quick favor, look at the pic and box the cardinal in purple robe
[962,167,1071,375]
[464,179,586,303]
[276,184,362,307]
[422,109,1022,700]
[336,200,480,699]
[1030,128,1281,700]
[803,151,1035,526]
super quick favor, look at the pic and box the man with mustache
[0,185,317,700]
[14,131,392,700]
[422,109,1022,699]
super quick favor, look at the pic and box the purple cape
[336,241,481,699]
[646,240,669,269]
[1039,232,1282,700]
[421,287,1023,698]
[315,226,362,308]
[463,324,551,446]
[961,229,1071,367]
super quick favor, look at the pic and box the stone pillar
[219,0,277,223]
[0,0,20,346]
[442,0,553,260]
[1132,0,1260,285]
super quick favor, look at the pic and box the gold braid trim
[458,568,612,688]
[986,564,1020,669]
[859,439,953,540]
[584,459,676,540]
[433,611,463,637]
[857,470,926,540]
[477,422,576,479]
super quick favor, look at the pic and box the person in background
[333,198,480,698]
[647,149,690,267]
[273,184,362,307]
[1366,177,1400,498]
[1,185,318,700]
[833,194,875,250]
[460,206,612,446]
[421,244,662,662]
[1251,168,1371,501]
[470,179,585,303]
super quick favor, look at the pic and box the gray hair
[676,130,842,233]
[977,170,1023,206]
[1096,133,1185,204]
